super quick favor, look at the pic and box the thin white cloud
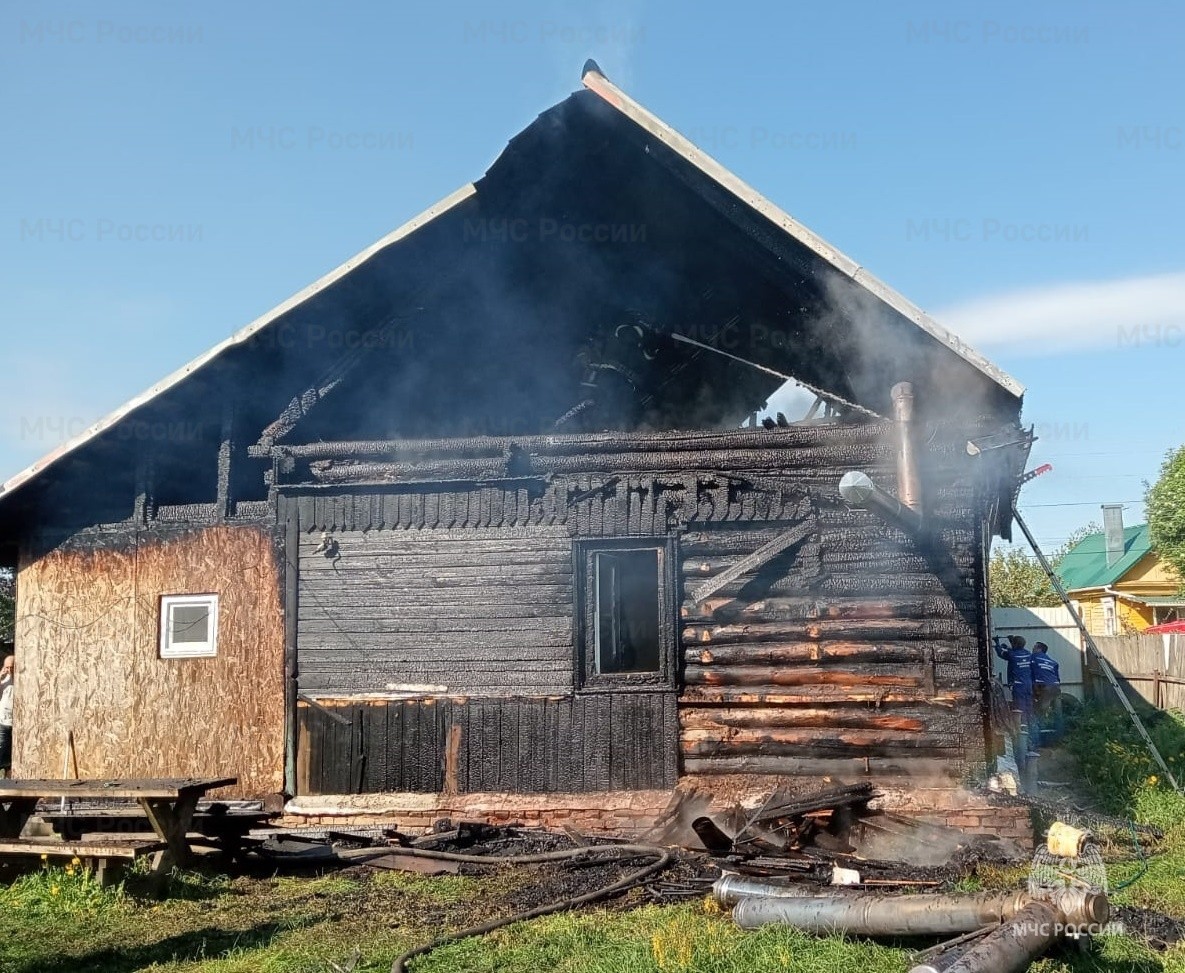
[934,271,1185,356]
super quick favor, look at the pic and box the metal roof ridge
[579,63,1025,401]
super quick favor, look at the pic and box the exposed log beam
[679,708,928,732]
[683,665,924,689]
[680,756,964,778]
[270,424,889,461]
[679,687,976,707]
[687,518,814,605]
[682,596,956,623]
[300,448,895,482]
[682,617,972,643]
[684,642,959,667]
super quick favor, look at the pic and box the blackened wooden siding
[297,526,574,695]
[287,422,1000,793]
[296,693,678,794]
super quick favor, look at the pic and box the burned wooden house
[0,66,1030,826]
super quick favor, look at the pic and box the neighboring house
[0,65,1031,826]
[1058,505,1184,636]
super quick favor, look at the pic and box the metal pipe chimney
[1102,504,1125,567]
[891,382,922,512]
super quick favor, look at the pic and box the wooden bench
[40,806,274,861]
[0,838,163,885]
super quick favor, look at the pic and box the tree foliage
[1147,444,1185,591]
[989,524,1096,608]
[0,569,12,643]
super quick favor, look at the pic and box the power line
[1018,500,1143,508]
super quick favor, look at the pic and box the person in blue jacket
[993,634,1035,729]
[1031,641,1062,742]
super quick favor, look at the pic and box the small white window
[160,594,219,658]
[1102,596,1118,637]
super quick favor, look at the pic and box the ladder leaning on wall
[1012,505,1182,794]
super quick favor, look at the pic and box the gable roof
[1057,524,1153,591]
[577,64,1022,401]
[0,63,1024,511]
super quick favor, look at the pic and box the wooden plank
[362,703,387,792]
[387,701,403,792]
[0,839,162,859]
[298,495,316,529]
[297,617,571,635]
[663,692,679,787]
[0,779,236,800]
[463,701,482,792]
[681,755,965,778]
[305,706,325,795]
[587,695,612,790]
[688,517,815,605]
[284,500,300,797]
[567,695,584,791]
[495,701,514,791]
[295,706,312,794]
[542,697,558,793]
[404,701,422,792]
[296,650,572,669]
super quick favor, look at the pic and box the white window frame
[159,594,219,658]
[1102,596,1118,637]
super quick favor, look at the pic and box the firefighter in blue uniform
[1031,641,1062,743]
[993,634,1035,736]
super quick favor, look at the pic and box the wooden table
[0,777,237,873]
[41,805,275,861]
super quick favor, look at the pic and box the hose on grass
[1110,821,1149,892]
[345,843,673,973]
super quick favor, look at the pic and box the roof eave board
[0,184,478,504]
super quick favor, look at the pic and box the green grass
[1062,704,1185,816]
[0,858,1180,973]
[4,705,1185,972]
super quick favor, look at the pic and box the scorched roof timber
[0,62,1023,531]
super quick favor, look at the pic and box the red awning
[1146,620,1185,634]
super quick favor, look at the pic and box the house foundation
[280,782,1035,850]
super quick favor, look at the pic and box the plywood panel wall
[14,525,285,798]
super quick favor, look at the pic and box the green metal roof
[1057,524,1152,591]
[1121,595,1185,607]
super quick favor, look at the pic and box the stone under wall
[279,783,1035,851]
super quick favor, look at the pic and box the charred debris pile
[239,782,1185,972]
[249,783,1078,973]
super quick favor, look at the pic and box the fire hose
[719,878,1110,973]
[333,843,673,973]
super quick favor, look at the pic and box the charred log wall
[296,693,677,794]
[667,427,989,781]
[677,509,986,780]
[286,421,998,793]
[14,523,285,798]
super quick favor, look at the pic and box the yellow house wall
[1070,591,1152,636]
[1113,552,1181,595]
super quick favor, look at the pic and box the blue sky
[1,0,1182,554]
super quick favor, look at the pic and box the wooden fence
[1089,634,1185,712]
